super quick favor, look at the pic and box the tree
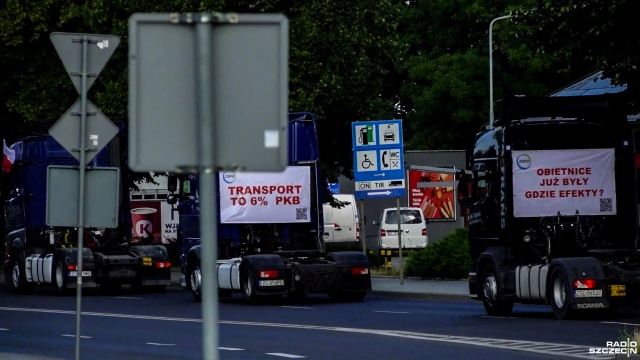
[513,0,640,105]
[0,0,405,189]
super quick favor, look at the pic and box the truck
[2,131,172,295]
[457,93,640,319]
[168,112,372,303]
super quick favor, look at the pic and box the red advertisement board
[408,170,456,220]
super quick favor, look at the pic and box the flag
[3,139,15,173]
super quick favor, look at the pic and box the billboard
[219,166,311,224]
[512,149,616,217]
[130,200,179,245]
[408,170,456,221]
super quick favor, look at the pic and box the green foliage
[405,227,471,279]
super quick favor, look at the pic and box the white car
[375,207,428,250]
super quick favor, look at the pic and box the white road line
[146,342,176,346]
[116,297,144,300]
[61,334,92,339]
[219,347,244,351]
[0,328,9,331]
[601,321,640,327]
[280,306,313,310]
[266,353,306,358]
[0,307,606,359]
[374,311,410,314]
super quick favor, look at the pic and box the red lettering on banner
[227,185,303,196]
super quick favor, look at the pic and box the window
[384,209,423,224]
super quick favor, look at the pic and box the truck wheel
[550,267,574,320]
[480,263,514,316]
[242,268,258,304]
[54,261,72,296]
[189,262,203,302]
[10,258,34,294]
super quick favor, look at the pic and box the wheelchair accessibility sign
[352,120,405,199]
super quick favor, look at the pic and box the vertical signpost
[351,120,405,282]
[128,13,288,360]
[48,32,120,360]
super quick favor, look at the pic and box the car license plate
[259,279,284,287]
[68,271,92,277]
[386,231,398,235]
[574,289,602,298]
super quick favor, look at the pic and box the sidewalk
[370,276,472,301]
[170,270,471,301]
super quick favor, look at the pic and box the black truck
[457,93,640,319]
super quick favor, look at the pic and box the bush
[405,227,471,280]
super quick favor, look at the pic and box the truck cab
[170,112,371,303]
[458,94,640,319]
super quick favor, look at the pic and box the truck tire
[480,263,514,316]
[9,257,34,294]
[242,267,258,304]
[54,260,72,296]
[550,266,574,320]
[188,260,203,302]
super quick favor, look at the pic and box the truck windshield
[508,122,614,150]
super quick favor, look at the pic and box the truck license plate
[68,271,92,277]
[259,279,284,287]
[574,289,602,298]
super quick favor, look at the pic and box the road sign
[50,32,120,95]
[49,99,120,165]
[46,166,120,228]
[128,13,289,172]
[351,120,405,199]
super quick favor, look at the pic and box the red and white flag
[3,139,15,173]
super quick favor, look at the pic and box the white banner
[512,149,616,217]
[219,166,311,224]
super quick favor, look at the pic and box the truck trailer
[457,93,640,319]
[169,112,372,303]
[2,133,172,294]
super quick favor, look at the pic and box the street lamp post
[488,14,512,129]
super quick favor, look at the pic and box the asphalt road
[0,282,638,359]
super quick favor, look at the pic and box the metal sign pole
[195,15,219,360]
[359,199,366,254]
[396,196,403,285]
[74,34,88,360]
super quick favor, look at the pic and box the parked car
[323,194,360,244]
[375,207,428,250]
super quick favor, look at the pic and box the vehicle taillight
[574,279,596,289]
[422,228,427,236]
[333,223,340,228]
[351,267,369,275]
[356,226,360,240]
[259,270,279,278]
[67,265,77,271]
[155,261,171,268]
[380,229,386,236]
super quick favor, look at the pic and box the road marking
[0,307,609,359]
[266,353,306,358]
[61,334,92,339]
[116,296,144,300]
[601,321,640,327]
[219,347,244,351]
[146,342,176,346]
[374,311,409,314]
[280,306,313,310]
[0,328,9,331]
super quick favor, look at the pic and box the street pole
[488,14,512,129]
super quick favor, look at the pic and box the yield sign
[50,32,120,95]
[49,99,120,165]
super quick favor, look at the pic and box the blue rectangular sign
[351,120,405,199]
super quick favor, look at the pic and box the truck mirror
[167,175,178,193]
[167,194,177,205]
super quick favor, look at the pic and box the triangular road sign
[50,32,120,95]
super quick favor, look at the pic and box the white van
[375,207,428,250]
[323,194,359,243]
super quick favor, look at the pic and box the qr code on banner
[600,198,613,212]
[296,208,308,220]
